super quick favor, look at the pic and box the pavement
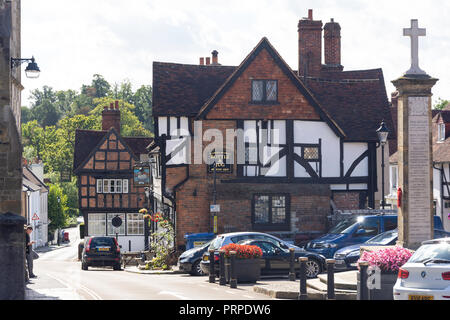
[252,271,358,300]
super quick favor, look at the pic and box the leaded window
[107,213,126,236]
[251,80,278,103]
[252,194,289,230]
[88,213,106,236]
[127,213,144,235]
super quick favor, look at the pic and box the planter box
[368,272,397,300]
[225,258,262,283]
[358,270,397,300]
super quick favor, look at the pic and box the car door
[257,241,288,274]
[352,217,381,244]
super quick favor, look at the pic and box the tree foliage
[433,98,450,110]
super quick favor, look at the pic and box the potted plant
[358,246,413,300]
[222,243,263,283]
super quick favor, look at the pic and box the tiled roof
[152,40,392,142]
[152,62,236,116]
[304,69,393,141]
[73,129,153,171]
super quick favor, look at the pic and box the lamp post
[376,120,389,210]
[11,56,41,78]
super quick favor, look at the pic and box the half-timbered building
[150,11,393,249]
[74,100,153,251]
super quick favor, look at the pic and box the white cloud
[21,0,450,106]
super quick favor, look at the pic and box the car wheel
[190,260,204,276]
[113,263,121,271]
[81,263,88,271]
[305,259,321,278]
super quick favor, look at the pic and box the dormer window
[438,123,446,141]
[251,80,278,103]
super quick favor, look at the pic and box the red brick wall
[298,18,323,77]
[206,48,321,120]
[332,192,362,210]
[324,21,341,67]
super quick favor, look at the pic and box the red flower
[221,243,263,259]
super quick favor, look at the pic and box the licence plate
[98,247,110,252]
[408,295,434,300]
[203,256,209,261]
[335,260,345,265]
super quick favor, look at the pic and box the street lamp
[376,120,389,210]
[11,56,41,78]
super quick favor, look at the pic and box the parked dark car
[306,214,399,259]
[333,226,450,271]
[200,239,326,278]
[81,236,122,271]
[177,240,213,276]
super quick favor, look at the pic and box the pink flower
[358,246,413,273]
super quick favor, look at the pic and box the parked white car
[393,238,450,300]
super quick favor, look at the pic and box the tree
[21,106,34,123]
[133,85,153,132]
[90,97,152,137]
[22,120,45,159]
[433,98,449,110]
[48,184,69,232]
[32,99,61,127]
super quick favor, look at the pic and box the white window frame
[438,123,446,141]
[107,213,126,236]
[122,179,128,193]
[88,213,106,236]
[115,179,122,193]
[103,179,110,194]
[97,179,103,193]
[127,213,144,235]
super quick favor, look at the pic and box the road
[26,225,273,300]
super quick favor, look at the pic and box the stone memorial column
[392,19,438,249]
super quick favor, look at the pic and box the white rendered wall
[294,121,340,178]
[343,143,368,177]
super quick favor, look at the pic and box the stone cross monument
[392,19,438,249]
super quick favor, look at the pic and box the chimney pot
[211,50,219,65]
[200,57,204,65]
[205,57,211,65]
[110,103,114,110]
[115,100,119,110]
[308,9,313,20]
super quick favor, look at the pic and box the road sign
[112,215,123,228]
[210,205,220,213]
[32,213,39,221]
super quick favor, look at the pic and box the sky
[21,0,450,107]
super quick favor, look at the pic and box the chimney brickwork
[323,18,343,72]
[298,9,323,78]
[102,100,121,134]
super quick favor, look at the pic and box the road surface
[26,225,272,300]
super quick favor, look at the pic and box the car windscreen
[328,217,358,234]
[209,236,224,250]
[366,230,398,245]
[90,237,115,247]
[408,243,450,263]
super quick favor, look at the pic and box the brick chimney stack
[102,100,121,134]
[298,9,323,78]
[205,57,211,65]
[211,50,219,65]
[323,18,343,72]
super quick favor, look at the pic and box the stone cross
[403,19,427,75]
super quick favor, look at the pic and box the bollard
[0,212,27,300]
[209,249,216,283]
[229,251,237,289]
[326,259,336,300]
[219,250,226,286]
[358,261,369,300]
[289,248,296,281]
[298,257,308,300]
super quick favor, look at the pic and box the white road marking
[226,290,236,295]
[243,295,254,299]
[46,273,102,300]
[158,291,189,300]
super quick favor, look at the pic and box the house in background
[388,101,450,231]
[22,159,49,248]
[73,100,153,252]
[150,10,394,250]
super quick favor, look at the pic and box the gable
[74,128,138,173]
[196,38,344,138]
[205,48,321,121]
